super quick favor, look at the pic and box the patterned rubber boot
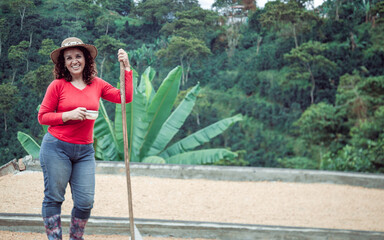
[43,214,62,240]
[69,217,88,240]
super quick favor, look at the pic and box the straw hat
[50,37,98,64]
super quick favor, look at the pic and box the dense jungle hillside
[0,0,383,172]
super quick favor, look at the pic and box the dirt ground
[1,171,384,239]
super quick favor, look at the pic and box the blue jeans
[40,132,96,219]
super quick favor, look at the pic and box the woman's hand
[62,107,87,122]
[118,49,131,71]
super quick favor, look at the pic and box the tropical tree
[128,43,157,75]
[38,39,59,61]
[8,41,30,83]
[259,0,317,48]
[10,0,35,31]
[0,18,10,57]
[95,11,119,35]
[94,35,125,78]
[0,83,19,132]
[284,41,337,104]
[157,37,211,85]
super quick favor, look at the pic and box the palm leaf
[160,114,243,158]
[142,156,166,164]
[166,148,238,165]
[94,99,121,160]
[139,66,182,159]
[138,67,156,104]
[147,83,200,156]
[95,134,120,161]
[114,71,149,162]
[128,90,150,162]
[17,131,40,159]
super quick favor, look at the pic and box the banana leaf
[160,114,243,158]
[166,148,238,165]
[142,156,166,164]
[115,89,149,162]
[147,83,200,156]
[139,66,182,159]
[94,100,121,160]
[138,67,156,104]
[95,134,120,161]
[17,131,40,159]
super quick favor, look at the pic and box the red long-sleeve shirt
[38,70,133,144]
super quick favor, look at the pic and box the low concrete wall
[1,213,383,240]
[96,161,384,189]
[4,156,384,189]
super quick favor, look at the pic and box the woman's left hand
[118,49,131,71]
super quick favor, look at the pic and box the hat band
[62,41,83,47]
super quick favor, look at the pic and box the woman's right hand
[62,107,87,122]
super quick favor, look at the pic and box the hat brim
[50,44,98,64]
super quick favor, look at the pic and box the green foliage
[321,145,374,172]
[0,83,19,115]
[278,157,318,170]
[157,36,211,84]
[284,41,337,104]
[0,0,383,172]
[294,102,338,147]
[22,64,53,97]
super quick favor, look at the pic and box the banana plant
[95,66,243,164]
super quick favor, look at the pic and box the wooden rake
[120,62,143,240]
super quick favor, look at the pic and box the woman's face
[63,47,85,78]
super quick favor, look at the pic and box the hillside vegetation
[1,0,383,172]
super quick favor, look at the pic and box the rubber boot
[43,214,62,240]
[69,217,88,240]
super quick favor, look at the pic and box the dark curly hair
[53,46,98,85]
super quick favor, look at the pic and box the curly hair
[53,46,98,85]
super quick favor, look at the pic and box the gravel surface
[1,170,384,239]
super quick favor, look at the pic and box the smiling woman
[36,37,134,240]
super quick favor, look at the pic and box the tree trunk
[293,24,298,48]
[306,63,315,104]
[335,0,339,21]
[180,57,185,86]
[256,36,263,55]
[0,37,2,57]
[185,61,191,85]
[19,6,26,31]
[349,32,357,51]
[29,32,33,48]
[106,22,109,35]
[372,16,376,28]
[11,70,16,84]
[4,113,7,132]
[196,112,200,126]
[100,55,106,78]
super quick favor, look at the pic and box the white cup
[86,110,99,120]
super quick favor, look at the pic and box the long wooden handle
[120,62,135,240]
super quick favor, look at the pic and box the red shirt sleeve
[101,70,133,103]
[38,80,64,126]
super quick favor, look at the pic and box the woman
[38,37,133,240]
